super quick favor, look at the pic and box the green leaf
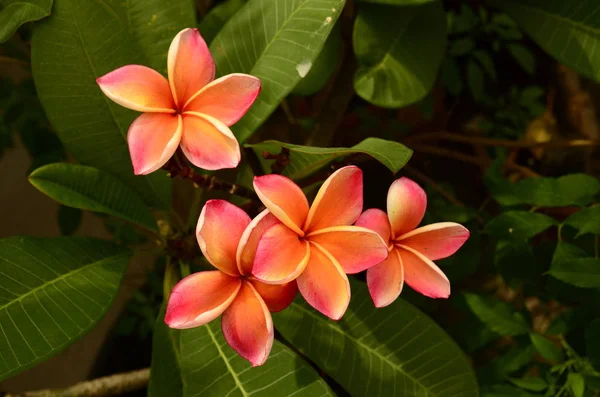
[450,37,476,56]
[198,0,245,44]
[358,0,438,5]
[548,257,600,288]
[467,59,485,100]
[31,0,172,209]
[494,0,600,82]
[179,323,333,396]
[565,205,600,236]
[529,333,564,362]
[148,304,183,397]
[274,280,479,397]
[247,138,412,180]
[353,2,447,108]
[479,346,536,381]
[0,236,130,381]
[586,318,600,371]
[473,50,497,80]
[29,163,157,232]
[507,376,547,392]
[464,293,530,336]
[481,385,538,397]
[210,0,344,142]
[507,44,535,75]
[568,373,585,397]
[57,205,82,236]
[485,211,557,240]
[0,0,52,43]
[441,58,463,96]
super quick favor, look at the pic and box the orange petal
[307,226,388,274]
[180,113,241,170]
[222,281,273,367]
[297,243,350,320]
[250,279,298,312]
[397,245,450,299]
[127,113,182,175]
[168,28,215,107]
[165,271,241,329]
[197,200,250,276]
[236,210,280,276]
[397,222,470,260]
[387,177,427,238]
[96,65,175,113]
[355,208,392,244]
[253,174,309,236]
[304,166,363,233]
[367,248,404,308]
[252,223,310,284]
[184,74,261,125]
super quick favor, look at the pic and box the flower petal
[252,223,310,284]
[367,248,404,308]
[96,65,175,113]
[236,210,280,275]
[165,271,241,329]
[253,174,309,236]
[222,281,273,367]
[168,28,215,107]
[387,177,427,238]
[181,112,241,170]
[127,113,182,175]
[304,166,363,233]
[397,245,450,299]
[355,208,392,244]
[184,74,261,125]
[307,226,388,274]
[250,280,298,312]
[397,222,470,260]
[297,243,350,320]
[197,200,250,276]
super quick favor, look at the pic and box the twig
[0,56,29,67]
[408,131,600,149]
[5,368,149,397]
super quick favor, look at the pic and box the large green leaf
[178,322,333,396]
[565,205,600,236]
[485,211,557,240]
[148,305,183,397]
[29,163,157,232]
[0,0,52,43]
[353,2,446,108]
[274,280,479,397]
[210,0,345,142]
[247,138,413,179]
[464,293,530,336]
[0,236,130,381]
[31,0,176,209]
[494,0,600,82]
[198,0,246,45]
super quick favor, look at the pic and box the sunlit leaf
[275,280,479,397]
[568,373,585,397]
[353,2,446,108]
[464,293,530,336]
[0,0,52,43]
[0,236,130,381]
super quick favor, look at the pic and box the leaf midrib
[205,324,249,397]
[0,253,128,313]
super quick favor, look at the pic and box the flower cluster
[165,167,469,366]
[97,28,469,367]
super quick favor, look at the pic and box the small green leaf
[198,0,245,44]
[0,0,52,43]
[450,37,476,56]
[568,373,585,397]
[353,2,447,108]
[507,44,535,75]
[529,333,564,362]
[210,0,344,142]
[0,236,130,381]
[565,205,600,236]
[247,138,412,179]
[467,59,485,100]
[548,257,600,288]
[507,376,547,392]
[480,346,536,381]
[494,241,536,283]
[473,50,497,80]
[485,211,557,240]
[30,163,157,232]
[586,318,600,371]
[441,58,463,96]
[57,205,82,236]
[464,293,530,336]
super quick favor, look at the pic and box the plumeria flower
[251,166,389,320]
[96,28,260,174]
[355,177,470,308]
[164,200,296,366]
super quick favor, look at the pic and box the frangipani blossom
[97,28,260,174]
[252,166,389,320]
[356,177,470,308]
[164,200,296,366]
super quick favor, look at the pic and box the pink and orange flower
[96,28,260,174]
[251,166,389,320]
[356,177,470,308]
[165,200,296,367]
